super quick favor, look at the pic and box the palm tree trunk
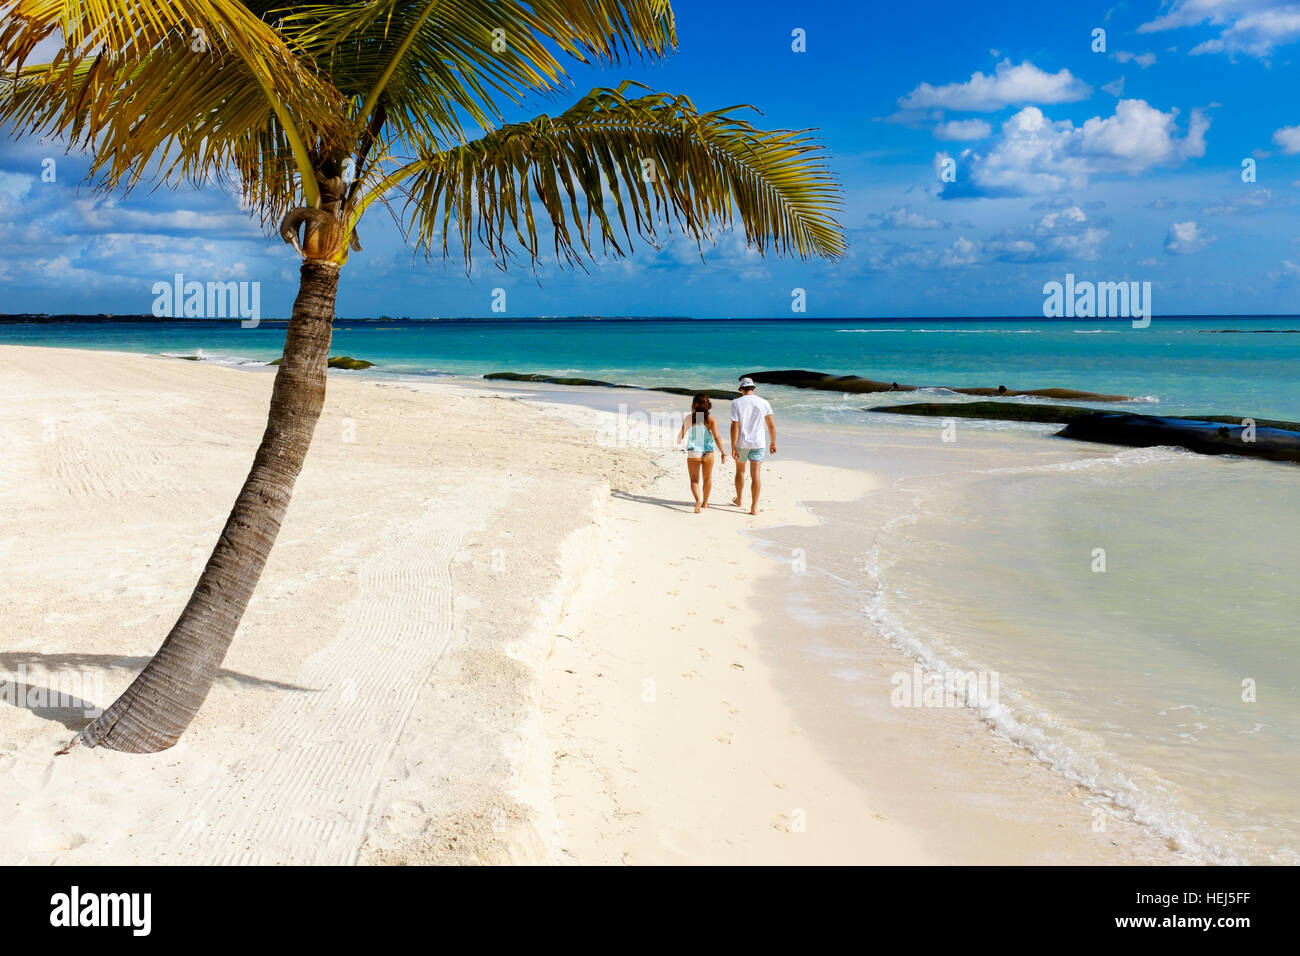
[69,260,341,754]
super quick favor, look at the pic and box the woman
[676,393,727,513]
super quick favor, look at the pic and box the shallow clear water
[509,369,1300,862]
[772,433,1300,864]
[3,316,1300,421]
[5,317,1297,860]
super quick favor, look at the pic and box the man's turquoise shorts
[735,447,767,463]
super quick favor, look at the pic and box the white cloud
[1273,124,1300,153]
[1113,50,1159,66]
[986,206,1110,262]
[664,230,771,281]
[1140,1,1300,59]
[942,236,980,266]
[1202,188,1276,213]
[933,119,993,141]
[1102,76,1126,97]
[863,207,1106,270]
[945,100,1210,198]
[53,196,264,240]
[1165,220,1214,254]
[865,206,949,230]
[863,235,981,271]
[0,171,34,213]
[898,59,1091,112]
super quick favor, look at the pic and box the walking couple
[675,376,776,515]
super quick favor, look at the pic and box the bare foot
[701,501,709,509]
[694,503,702,514]
[750,505,759,515]
[732,496,742,507]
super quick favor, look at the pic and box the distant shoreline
[3,313,1300,325]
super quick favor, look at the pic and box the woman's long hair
[690,393,712,428]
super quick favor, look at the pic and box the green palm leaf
[0,0,348,205]
[366,82,844,268]
[278,0,677,151]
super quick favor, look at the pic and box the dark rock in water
[746,369,1133,402]
[484,372,622,388]
[949,385,1134,401]
[656,386,742,400]
[267,355,375,369]
[870,401,1102,424]
[870,401,1300,432]
[746,369,915,393]
[484,372,738,401]
[1058,413,1300,463]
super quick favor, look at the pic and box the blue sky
[3,0,1300,318]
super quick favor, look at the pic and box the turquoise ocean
[4,316,1297,862]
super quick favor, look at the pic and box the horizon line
[3,313,1300,324]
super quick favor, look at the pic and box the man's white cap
[738,377,756,389]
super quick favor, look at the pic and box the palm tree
[3,1,845,753]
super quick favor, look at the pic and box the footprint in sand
[387,799,427,837]
[731,662,745,671]
[29,832,87,853]
[716,733,733,745]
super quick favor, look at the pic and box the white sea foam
[161,349,267,368]
[853,475,1243,864]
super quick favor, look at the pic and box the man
[730,376,776,515]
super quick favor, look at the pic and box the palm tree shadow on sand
[0,654,311,731]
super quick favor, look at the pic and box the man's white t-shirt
[731,393,773,448]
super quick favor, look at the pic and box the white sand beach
[0,346,1179,864]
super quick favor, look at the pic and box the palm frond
[370,82,844,269]
[278,0,677,152]
[521,0,676,63]
[0,0,347,204]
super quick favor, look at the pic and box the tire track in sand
[173,499,466,864]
